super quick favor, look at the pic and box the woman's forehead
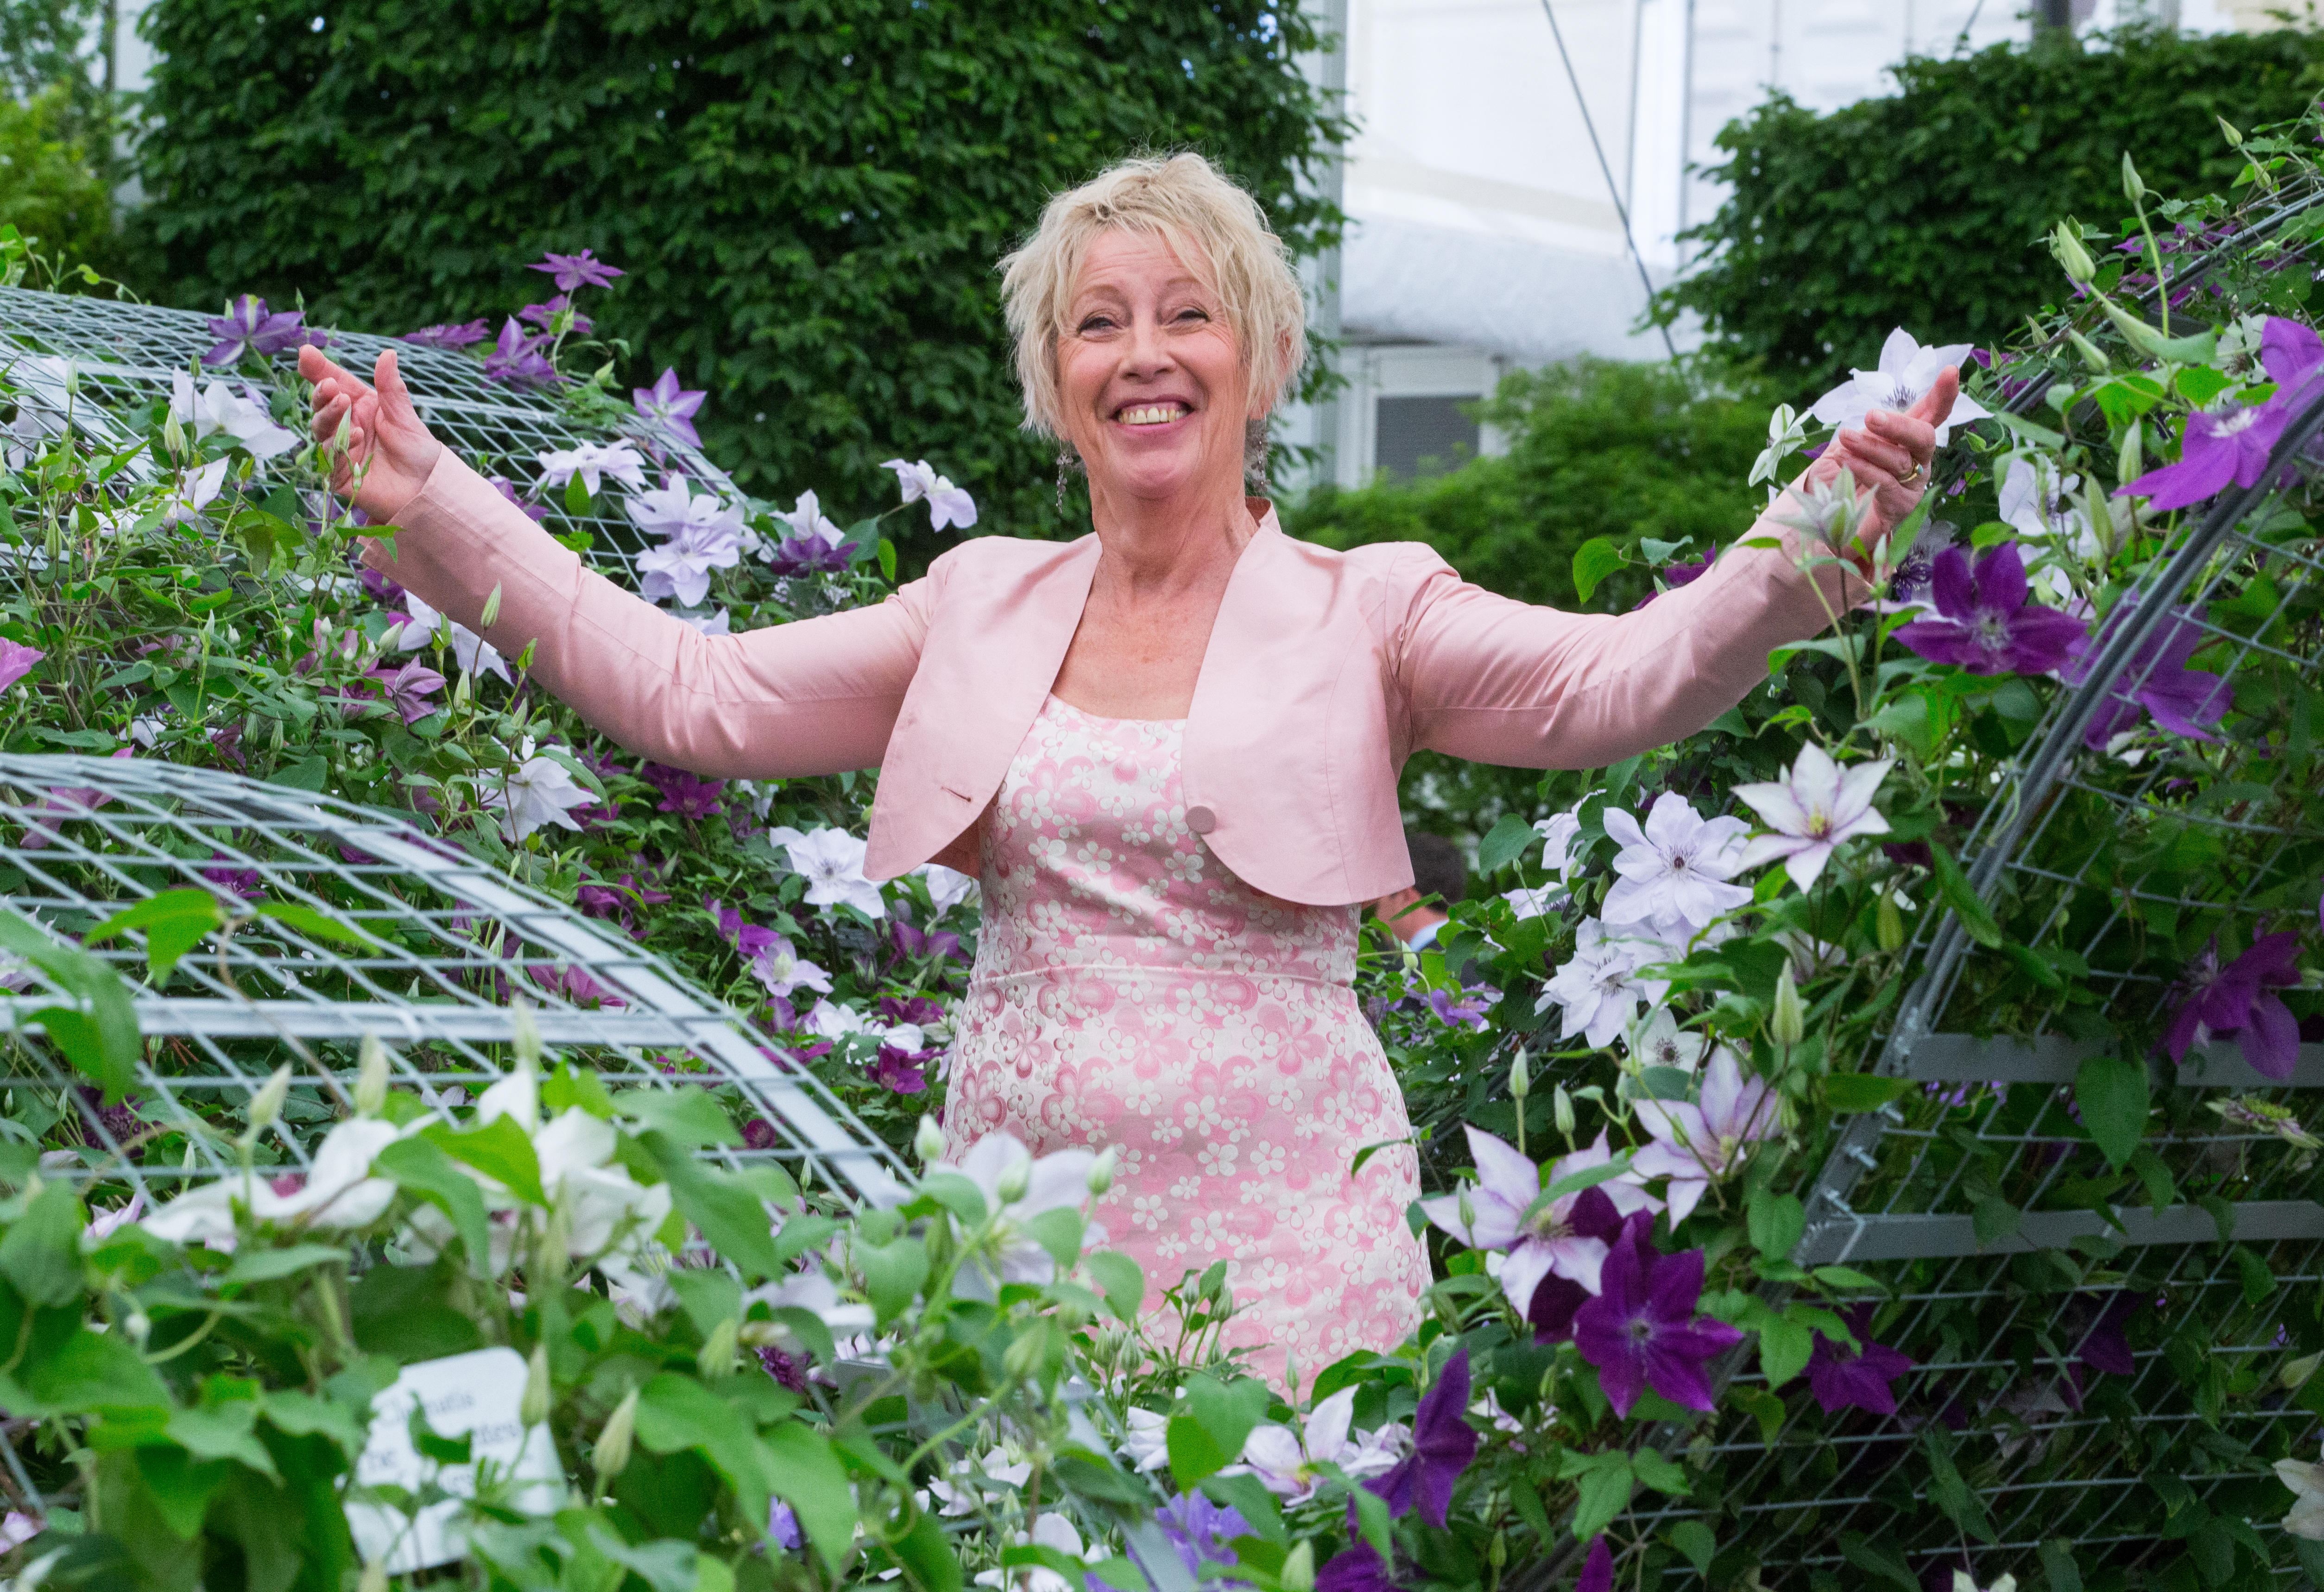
[1070,227,1215,301]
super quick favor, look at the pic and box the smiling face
[1055,227,1255,513]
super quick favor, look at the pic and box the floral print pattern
[946,695,1429,1383]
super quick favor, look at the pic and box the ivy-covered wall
[129,0,1341,546]
[1659,25,2324,389]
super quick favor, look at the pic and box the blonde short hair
[999,152,1307,445]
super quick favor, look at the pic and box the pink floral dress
[945,695,1431,1382]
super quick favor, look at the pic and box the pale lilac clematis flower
[1419,1126,1656,1318]
[936,1130,1108,1295]
[172,371,300,464]
[1535,809,1584,882]
[392,590,511,683]
[1539,917,1675,1049]
[1228,1387,1402,1504]
[1809,327,1991,446]
[633,368,707,447]
[203,295,326,366]
[528,249,624,291]
[1623,1007,1709,1076]
[2275,1446,2324,1541]
[488,755,597,842]
[1601,793,1754,933]
[750,934,833,1002]
[879,457,978,531]
[366,659,447,725]
[632,485,744,607]
[0,640,46,690]
[401,320,490,350]
[537,440,648,497]
[1631,1046,1778,1224]
[767,825,884,918]
[1732,744,1893,890]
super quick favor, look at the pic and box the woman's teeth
[1118,405,1185,426]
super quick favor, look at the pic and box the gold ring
[1899,460,1925,486]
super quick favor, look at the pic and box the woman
[302,153,1950,1381]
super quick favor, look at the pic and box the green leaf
[137,1447,232,1538]
[648,1136,781,1282]
[219,1243,347,1286]
[1920,1429,1997,1543]
[1168,1373,1270,1490]
[0,910,141,1102]
[1570,1454,1634,1541]
[250,900,376,950]
[1746,1190,1805,1260]
[1926,843,2003,948]
[1825,1074,1912,1112]
[667,1268,743,1339]
[1477,814,1539,875]
[564,472,594,514]
[1840,1532,1920,1592]
[1669,1522,1717,1576]
[2040,1538,2084,1592]
[761,1420,856,1574]
[891,1502,965,1592]
[1572,536,1624,604]
[1811,1266,1884,1292]
[636,1372,772,1523]
[1758,1315,1813,1389]
[1020,1207,1084,1271]
[1631,1448,1690,1496]
[2074,1051,2150,1170]
[615,1087,739,1148]
[584,1524,697,1592]
[266,755,329,792]
[22,1325,170,1412]
[1729,1384,1786,1446]
[1972,1195,2022,1247]
[373,1137,493,1269]
[423,1114,544,1206]
[916,1171,987,1229]
[0,1181,84,1306]
[1083,1249,1145,1323]
[82,889,222,981]
[857,1237,929,1323]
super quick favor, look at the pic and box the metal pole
[2036,0,2073,31]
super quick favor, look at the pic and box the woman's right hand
[299,345,445,522]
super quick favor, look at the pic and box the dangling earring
[1244,417,1272,492]
[1055,448,1080,511]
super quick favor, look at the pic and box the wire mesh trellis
[0,285,715,585]
[1581,371,2324,1592]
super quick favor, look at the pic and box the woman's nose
[1121,312,1173,375]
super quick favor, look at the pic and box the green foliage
[0,86,121,276]
[129,0,1344,554]
[1658,24,2324,388]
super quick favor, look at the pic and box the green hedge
[1658,24,2324,388]
[0,86,120,275]
[130,0,1340,547]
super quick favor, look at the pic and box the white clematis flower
[767,825,884,918]
[1731,745,1893,891]
[536,441,647,496]
[1601,793,1754,934]
[488,755,597,841]
[935,1130,1107,1296]
[141,1117,406,1247]
[972,1514,1083,1592]
[879,457,978,531]
[1118,1406,1172,1473]
[1538,918,1677,1050]
[1623,1007,1710,1076]
[392,589,512,683]
[171,371,300,465]
[1227,1386,1403,1504]
[1807,327,1992,447]
[2278,1447,2324,1540]
[916,863,979,916]
[1535,809,1585,882]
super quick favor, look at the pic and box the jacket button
[1185,805,1217,834]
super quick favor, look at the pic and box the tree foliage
[130,0,1342,548]
[0,85,119,273]
[1657,24,2324,388]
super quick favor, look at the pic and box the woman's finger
[1907,365,1960,429]
[1864,407,1937,465]
[297,344,371,397]
[373,349,419,430]
[1833,430,1914,482]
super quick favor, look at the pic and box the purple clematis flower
[1143,1491,1249,1582]
[365,660,447,725]
[481,318,562,390]
[1425,987,1490,1030]
[2060,611,2230,750]
[400,319,490,350]
[201,851,264,900]
[891,920,965,964]
[709,897,778,960]
[643,762,724,819]
[1891,542,2088,676]
[2265,316,2324,405]
[204,296,325,366]
[867,1045,931,1095]
[1572,1212,1745,1417]
[1363,1348,1477,1527]
[1316,1541,1399,1592]
[2075,1291,2146,1376]
[2118,397,2290,512]
[1806,1305,1915,1415]
[634,367,708,448]
[518,294,594,336]
[2162,932,2301,1081]
[1527,1186,1627,1343]
[1578,1537,1613,1592]
[1420,1127,1657,1320]
[0,640,45,691]
[528,249,625,292]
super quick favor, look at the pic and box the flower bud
[1771,965,1806,1049]
[996,1153,1031,1205]
[1001,1322,1048,1383]
[2051,221,2096,285]
[126,1310,151,1346]
[697,1316,740,1380]
[1457,1185,1478,1237]
[354,1032,390,1116]
[358,1559,390,1592]
[246,1063,294,1135]
[479,583,503,631]
[1553,1083,1576,1139]
[592,1386,638,1485]
[1087,1145,1117,1198]
[521,1341,552,1427]
[1490,1529,1509,1572]
[1876,889,1905,954]
[2219,115,2244,149]
[2121,151,2147,204]
[2101,301,2172,360]
[914,1115,946,1163]
[2117,420,2144,488]
[1509,1047,1531,1100]
[1281,1542,1316,1592]
[2068,328,2110,372]
[2283,1350,2322,1391]
[511,1003,542,1073]
[161,408,187,461]
[450,670,472,713]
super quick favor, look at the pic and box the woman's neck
[1084,472,1258,604]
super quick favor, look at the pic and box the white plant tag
[344,1346,563,1571]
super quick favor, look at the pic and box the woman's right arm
[302,347,926,779]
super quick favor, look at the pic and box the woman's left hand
[1816,364,1956,554]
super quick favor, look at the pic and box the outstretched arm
[305,347,926,778]
[1397,376,1949,769]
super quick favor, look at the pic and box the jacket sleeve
[366,450,929,779]
[1392,507,1870,771]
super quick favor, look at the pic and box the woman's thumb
[373,348,417,424]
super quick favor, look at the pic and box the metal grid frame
[0,285,725,584]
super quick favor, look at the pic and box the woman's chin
[1088,447,1227,507]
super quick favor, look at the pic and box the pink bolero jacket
[374,452,1865,907]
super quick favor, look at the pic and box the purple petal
[2121,446,2239,513]
[1579,1538,1613,1592]
[1925,545,1977,620]
[2238,992,2300,1081]
[1971,542,2028,615]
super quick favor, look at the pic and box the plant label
[345,1346,563,1571]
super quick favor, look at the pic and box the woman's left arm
[1395,376,1951,771]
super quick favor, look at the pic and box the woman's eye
[1078,316,1116,334]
